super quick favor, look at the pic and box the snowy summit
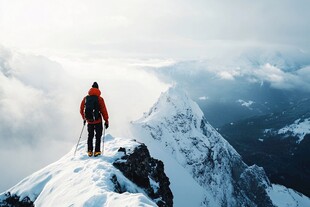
[131,86,310,207]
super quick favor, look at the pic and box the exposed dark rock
[111,174,124,194]
[236,165,274,207]
[117,147,126,154]
[113,144,173,207]
[0,192,34,207]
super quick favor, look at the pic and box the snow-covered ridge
[278,118,310,143]
[0,136,162,207]
[132,86,310,207]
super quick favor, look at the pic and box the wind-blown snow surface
[131,86,310,207]
[0,136,158,207]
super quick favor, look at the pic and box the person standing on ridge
[80,82,109,157]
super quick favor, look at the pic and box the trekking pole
[74,122,86,157]
[102,126,106,155]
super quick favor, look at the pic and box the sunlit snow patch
[278,118,310,143]
[237,99,255,109]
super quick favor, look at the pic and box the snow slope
[0,135,158,207]
[278,118,310,143]
[131,86,310,207]
[268,184,310,207]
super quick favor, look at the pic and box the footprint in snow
[74,167,83,173]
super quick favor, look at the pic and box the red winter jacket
[80,88,109,124]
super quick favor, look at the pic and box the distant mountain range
[220,98,310,197]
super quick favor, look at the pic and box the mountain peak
[132,86,310,207]
[140,85,203,126]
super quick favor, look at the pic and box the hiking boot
[87,151,93,157]
[94,151,101,157]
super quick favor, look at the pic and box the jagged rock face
[133,87,275,206]
[113,144,173,207]
[200,118,274,207]
[0,192,34,207]
[237,165,273,207]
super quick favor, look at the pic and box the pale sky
[1,0,310,58]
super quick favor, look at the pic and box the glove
[104,122,109,129]
[83,119,86,125]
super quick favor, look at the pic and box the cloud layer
[154,48,310,92]
[0,47,168,192]
[147,49,310,126]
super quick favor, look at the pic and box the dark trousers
[87,122,103,152]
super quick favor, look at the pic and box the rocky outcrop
[236,165,274,207]
[113,144,173,207]
[0,192,34,207]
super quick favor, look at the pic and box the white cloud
[296,66,310,91]
[217,71,238,80]
[198,96,208,101]
[252,63,310,91]
[237,99,255,109]
[0,47,169,192]
[255,64,286,85]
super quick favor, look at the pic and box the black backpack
[84,95,100,122]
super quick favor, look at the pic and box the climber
[80,82,109,157]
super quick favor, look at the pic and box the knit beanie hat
[92,82,99,88]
